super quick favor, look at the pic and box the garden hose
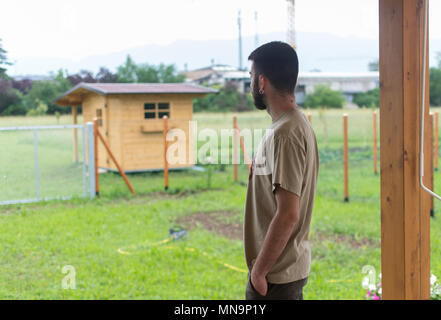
[117,227,247,274]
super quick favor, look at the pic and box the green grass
[0,109,441,299]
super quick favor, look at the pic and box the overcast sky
[1,0,440,63]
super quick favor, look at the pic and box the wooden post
[72,106,78,163]
[96,129,136,195]
[373,110,378,175]
[163,115,169,191]
[435,111,439,171]
[93,117,99,196]
[233,119,251,172]
[379,0,430,300]
[343,114,349,202]
[233,116,238,182]
[307,112,312,124]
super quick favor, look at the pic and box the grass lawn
[0,108,440,299]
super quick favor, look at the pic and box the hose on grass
[117,226,248,274]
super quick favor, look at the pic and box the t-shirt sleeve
[271,136,306,197]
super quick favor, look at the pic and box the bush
[430,67,441,106]
[353,87,379,109]
[26,99,48,116]
[304,85,345,109]
[22,69,72,115]
[194,82,254,113]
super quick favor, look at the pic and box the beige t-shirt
[244,106,319,284]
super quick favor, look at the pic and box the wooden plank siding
[81,93,196,171]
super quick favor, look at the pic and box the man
[244,41,319,300]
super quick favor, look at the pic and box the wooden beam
[343,114,349,202]
[233,116,238,182]
[96,128,136,195]
[379,0,430,300]
[163,115,169,190]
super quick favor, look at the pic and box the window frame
[143,102,170,120]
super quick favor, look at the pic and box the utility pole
[254,11,259,49]
[286,0,296,49]
[238,10,243,70]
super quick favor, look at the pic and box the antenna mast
[286,0,296,49]
[238,10,243,70]
[254,11,259,49]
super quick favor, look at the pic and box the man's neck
[266,94,298,121]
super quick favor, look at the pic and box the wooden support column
[233,116,238,182]
[379,0,430,300]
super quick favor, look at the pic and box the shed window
[158,102,170,118]
[144,102,170,119]
[144,103,156,119]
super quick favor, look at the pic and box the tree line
[0,45,188,116]
[0,39,257,116]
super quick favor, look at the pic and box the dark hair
[248,41,299,94]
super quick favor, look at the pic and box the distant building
[182,64,251,93]
[296,72,380,106]
[183,65,379,107]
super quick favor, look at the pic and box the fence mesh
[0,125,89,205]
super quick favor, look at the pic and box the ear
[258,74,265,91]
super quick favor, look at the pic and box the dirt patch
[174,210,243,240]
[173,212,379,250]
[311,230,379,249]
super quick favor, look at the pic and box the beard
[251,76,267,110]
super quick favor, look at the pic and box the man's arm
[250,185,300,296]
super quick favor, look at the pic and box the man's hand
[251,267,268,296]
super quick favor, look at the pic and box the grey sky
[1,0,440,68]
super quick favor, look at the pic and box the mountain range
[10,31,441,78]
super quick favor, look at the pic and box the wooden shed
[56,82,216,172]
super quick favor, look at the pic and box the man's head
[248,41,299,110]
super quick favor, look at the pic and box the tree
[368,59,379,72]
[430,52,441,106]
[23,69,72,115]
[0,39,12,78]
[136,63,160,83]
[156,63,185,83]
[304,85,345,109]
[96,67,118,83]
[116,55,185,83]
[353,87,380,108]
[193,81,253,113]
[117,55,138,83]
[67,69,97,86]
[430,67,441,106]
[0,79,19,114]
[12,78,33,94]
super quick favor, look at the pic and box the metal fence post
[82,125,88,197]
[87,122,96,199]
[33,129,40,199]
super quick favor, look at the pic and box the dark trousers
[245,275,308,300]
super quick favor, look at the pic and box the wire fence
[0,124,96,205]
